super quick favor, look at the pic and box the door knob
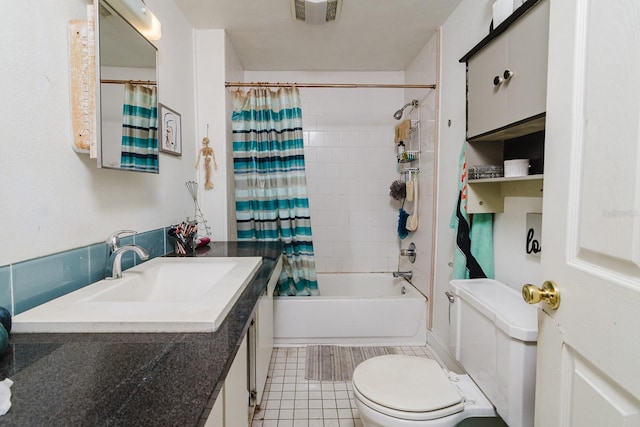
[522,281,561,310]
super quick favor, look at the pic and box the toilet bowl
[352,355,495,427]
[352,279,539,427]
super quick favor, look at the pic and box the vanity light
[106,0,161,40]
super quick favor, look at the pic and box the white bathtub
[273,273,427,346]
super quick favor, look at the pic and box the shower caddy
[396,110,421,183]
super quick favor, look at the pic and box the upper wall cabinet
[463,0,550,141]
[460,0,549,213]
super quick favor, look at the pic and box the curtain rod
[101,79,157,85]
[225,82,436,89]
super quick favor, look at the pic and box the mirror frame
[94,0,159,173]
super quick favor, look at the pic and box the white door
[534,0,640,425]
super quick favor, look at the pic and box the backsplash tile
[136,228,165,259]
[89,243,108,284]
[5,227,169,316]
[0,266,11,312]
[13,247,90,314]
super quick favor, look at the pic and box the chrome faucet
[105,230,149,279]
[393,271,412,280]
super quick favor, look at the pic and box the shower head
[393,100,419,120]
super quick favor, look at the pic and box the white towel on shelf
[0,378,13,415]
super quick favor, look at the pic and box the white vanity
[207,256,281,427]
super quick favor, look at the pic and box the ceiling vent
[292,0,342,25]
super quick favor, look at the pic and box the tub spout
[393,271,412,280]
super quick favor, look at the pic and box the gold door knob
[522,281,561,310]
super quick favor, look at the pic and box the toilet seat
[352,355,465,421]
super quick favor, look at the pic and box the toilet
[352,279,538,427]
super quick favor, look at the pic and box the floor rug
[305,345,396,381]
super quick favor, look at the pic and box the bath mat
[305,345,396,381]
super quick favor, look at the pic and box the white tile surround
[303,128,400,273]
[251,345,436,427]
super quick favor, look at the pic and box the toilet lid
[352,355,463,416]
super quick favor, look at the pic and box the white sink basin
[12,257,263,333]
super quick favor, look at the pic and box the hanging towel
[450,142,493,279]
[470,213,494,278]
[394,119,411,144]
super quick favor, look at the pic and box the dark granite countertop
[0,241,283,426]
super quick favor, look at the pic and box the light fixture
[105,0,162,40]
[291,0,343,25]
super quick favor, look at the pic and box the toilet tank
[449,279,538,427]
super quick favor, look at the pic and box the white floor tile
[258,345,437,426]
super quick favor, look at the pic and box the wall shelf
[469,173,543,184]
[467,175,543,213]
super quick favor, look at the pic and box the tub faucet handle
[400,243,416,263]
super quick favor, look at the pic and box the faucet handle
[106,230,137,251]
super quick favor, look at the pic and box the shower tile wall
[303,127,399,272]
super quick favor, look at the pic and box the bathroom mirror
[96,0,159,173]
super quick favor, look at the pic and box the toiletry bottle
[397,141,405,158]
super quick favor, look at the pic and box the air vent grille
[292,0,341,24]
[293,0,305,21]
[325,0,338,21]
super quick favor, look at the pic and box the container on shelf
[468,165,504,180]
[504,159,530,177]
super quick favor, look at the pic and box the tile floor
[251,345,437,427]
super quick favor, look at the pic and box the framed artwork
[159,103,182,156]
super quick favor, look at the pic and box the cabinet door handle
[503,69,514,80]
[493,75,503,86]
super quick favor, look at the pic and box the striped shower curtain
[232,87,319,296]
[120,83,159,173]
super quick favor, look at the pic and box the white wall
[244,71,405,273]
[431,0,495,356]
[193,29,238,241]
[0,0,196,266]
[224,36,244,240]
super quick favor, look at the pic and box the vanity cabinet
[461,0,549,213]
[252,257,281,409]
[225,334,249,427]
[205,257,281,427]
[204,334,248,427]
[203,334,249,427]
[204,388,224,427]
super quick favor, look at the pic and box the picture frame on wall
[158,103,182,156]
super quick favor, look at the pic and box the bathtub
[273,273,427,346]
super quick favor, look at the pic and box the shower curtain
[120,83,159,173]
[232,87,319,296]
